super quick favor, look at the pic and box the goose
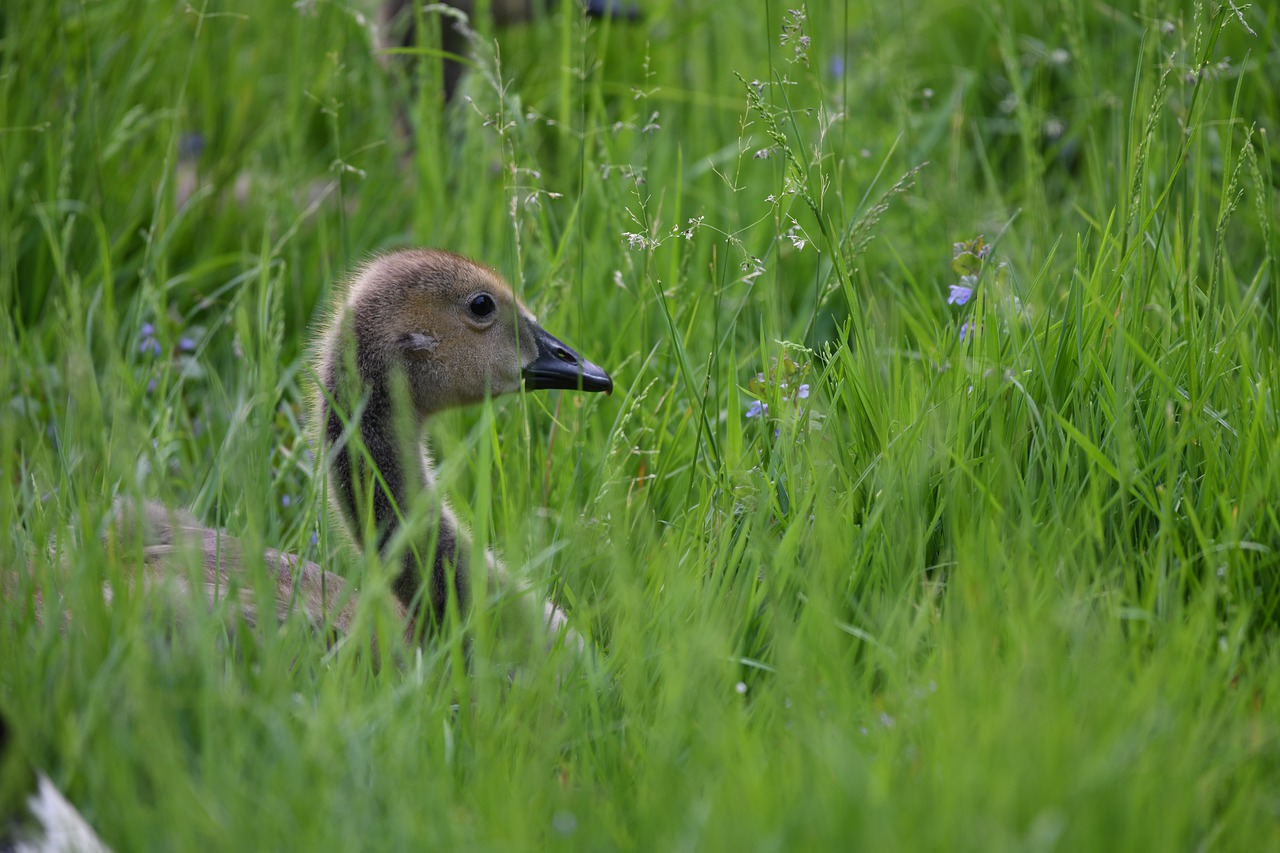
[380,0,642,103]
[110,248,611,652]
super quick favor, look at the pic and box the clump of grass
[2,0,1279,849]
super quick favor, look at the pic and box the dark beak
[522,327,613,394]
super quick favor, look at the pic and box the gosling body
[316,248,610,635]
[71,249,610,648]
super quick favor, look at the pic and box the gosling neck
[321,360,468,632]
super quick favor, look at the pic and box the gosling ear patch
[400,332,439,353]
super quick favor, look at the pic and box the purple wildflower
[552,812,578,836]
[178,132,206,160]
[745,400,768,419]
[959,321,972,341]
[178,337,197,353]
[139,323,162,356]
[796,384,810,400]
[948,275,977,306]
[281,494,291,508]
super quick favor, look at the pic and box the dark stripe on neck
[323,375,467,631]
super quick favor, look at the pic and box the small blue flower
[310,530,318,547]
[745,400,768,419]
[552,811,578,836]
[178,337,196,353]
[281,494,291,508]
[796,384,810,400]
[141,323,155,337]
[948,277,976,306]
[959,321,972,341]
[178,132,206,160]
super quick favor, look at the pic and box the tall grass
[2,0,1278,848]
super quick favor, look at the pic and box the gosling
[116,249,611,650]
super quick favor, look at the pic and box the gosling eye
[468,293,496,320]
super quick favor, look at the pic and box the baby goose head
[332,249,612,415]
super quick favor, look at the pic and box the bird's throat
[323,374,468,632]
